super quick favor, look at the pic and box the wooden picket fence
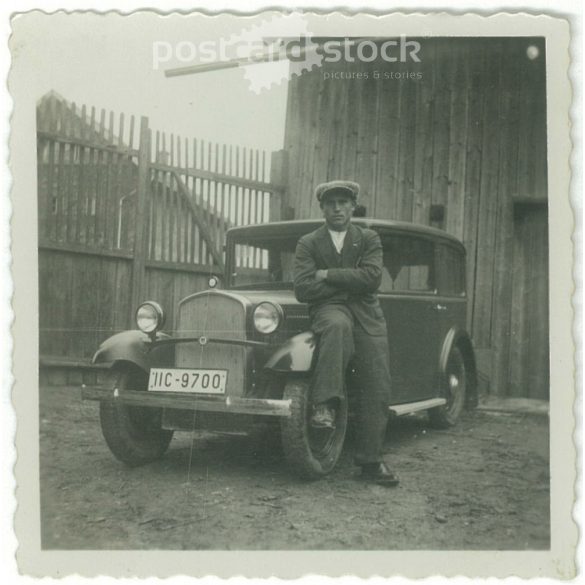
[37,92,286,364]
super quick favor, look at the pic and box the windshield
[227,234,298,289]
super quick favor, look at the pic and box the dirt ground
[39,385,550,550]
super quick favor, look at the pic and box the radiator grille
[175,293,247,397]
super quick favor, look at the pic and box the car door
[378,232,443,404]
[435,242,468,347]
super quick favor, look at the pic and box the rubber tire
[429,346,467,429]
[99,367,173,466]
[280,378,348,479]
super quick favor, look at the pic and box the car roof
[227,218,465,249]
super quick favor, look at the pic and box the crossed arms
[293,230,383,303]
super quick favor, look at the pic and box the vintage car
[82,218,478,478]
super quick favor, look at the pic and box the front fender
[92,330,174,373]
[264,331,317,373]
[439,327,478,408]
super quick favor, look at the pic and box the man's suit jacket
[293,223,387,336]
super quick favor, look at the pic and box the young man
[293,180,399,486]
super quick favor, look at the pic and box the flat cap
[315,180,360,202]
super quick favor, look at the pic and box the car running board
[389,397,447,416]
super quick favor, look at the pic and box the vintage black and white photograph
[9,8,576,579]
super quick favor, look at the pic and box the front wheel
[99,366,173,466]
[280,379,348,479]
[429,346,467,429]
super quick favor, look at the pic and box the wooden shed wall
[282,37,548,398]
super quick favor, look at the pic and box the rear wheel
[99,366,173,466]
[280,378,348,478]
[429,346,467,428]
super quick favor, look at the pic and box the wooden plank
[128,115,135,150]
[39,238,134,259]
[354,62,379,215]
[44,136,56,241]
[99,108,106,140]
[36,136,48,241]
[162,175,170,261]
[305,69,325,218]
[412,52,434,227]
[72,141,85,245]
[63,140,74,242]
[312,70,334,215]
[226,145,234,225]
[129,117,151,320]
[55,98,63,136]
[172,171,224,270]
[35,131,138,156]
[174,140,182,262]
[463,42,486,331]
[168,176,176,262]
[430,40,452,221]
[213,142,222,253]
[54,139,65,241]
[472,41,503,349]
[396,74,416,223]
[234,146,241,226]
[108,110,114,143]
[151,144,161,260]
[327,60,348,183]
[518,40,547,201]
[508,209,527,396]
[445,55,469,239]
[242,147,249,228]
[490,38,521,396]
[111,118,124,249]
[220,144,228,253]
[92,109,106,246]
[282,74,301,219]
[145,258,217,274]
[287,69,311,218]
[39,248,69,356]
[85,108,96,245]
[62,104,76,242]
[102,129,115,250]
[48,94,58,133]
[269,150,285,222]
[375,62,403,220]
[73,105,88,243]
[193,138,203,264]
[182,137,190,264]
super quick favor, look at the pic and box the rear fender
[264,331,317,373]
[439,327,478,408]
[92,330,174,373]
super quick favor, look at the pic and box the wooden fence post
[129,116,150,325]
[270,149,288,221]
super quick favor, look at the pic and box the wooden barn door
[508,202,549,399]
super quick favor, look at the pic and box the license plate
[148,368,227,394]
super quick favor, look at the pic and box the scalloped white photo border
[4,5,579,581]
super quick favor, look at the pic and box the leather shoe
[360,462,399,486]
[311,403,336,429]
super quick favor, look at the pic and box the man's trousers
[309,303,392,465]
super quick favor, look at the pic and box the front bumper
[81,385,292,417]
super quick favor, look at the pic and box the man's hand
[315,269,328,282]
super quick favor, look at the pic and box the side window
[437,245,466,296]
[379,235,436,293]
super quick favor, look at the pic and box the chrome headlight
[253,302,283,334]
[136,301,165,334]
